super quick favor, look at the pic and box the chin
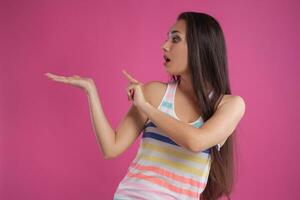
[164,63,184,75]
[165,68,175,76]
[166,70,180,77]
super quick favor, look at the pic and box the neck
[177,73,197,100]
[177,72,213,100]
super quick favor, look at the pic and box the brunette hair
[169,11,238,200]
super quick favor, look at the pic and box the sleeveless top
[113,80,221,200]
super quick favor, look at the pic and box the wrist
[137,101,152,114]
[85,83,97,95]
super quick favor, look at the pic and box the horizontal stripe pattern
[140,139,210,168]
[114,178,179,200]
[126,172,199,199]
[128,162,208,191]
[142,122,211,154]
[133,138,211,182]
[114,80,215,199]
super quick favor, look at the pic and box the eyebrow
[167,30,182,36]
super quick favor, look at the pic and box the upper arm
[192,95,246,152]
[111,81,163,158]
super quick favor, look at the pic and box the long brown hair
[169,12,238,200]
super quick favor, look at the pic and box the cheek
[176,50,188,68]
[173,45,187,61]
[167,57,188,75]
[178,46,188,64]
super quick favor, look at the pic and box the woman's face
[161,19,189,76]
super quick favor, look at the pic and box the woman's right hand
[45,72,95,94]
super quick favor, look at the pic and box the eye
[172,36,180,43]
[164,35,180,43]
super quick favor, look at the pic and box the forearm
[138,102,202,152]
[86,86,116,158]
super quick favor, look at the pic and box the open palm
[45,72,95,93]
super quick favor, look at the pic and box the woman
[45,11,245,200]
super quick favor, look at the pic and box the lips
[163,55,171,63]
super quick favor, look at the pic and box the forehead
[168,19,186,36]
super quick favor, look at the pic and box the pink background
[1,0,299,199]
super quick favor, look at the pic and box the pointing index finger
[122,70,139,83]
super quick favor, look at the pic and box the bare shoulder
[217,94,246,114]
[142,81,167,108]
[222,95,245,105]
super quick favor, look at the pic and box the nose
[161,40,170,52]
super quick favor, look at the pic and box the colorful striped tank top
[113,80,221,200]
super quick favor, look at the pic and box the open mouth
[163,55,171,63]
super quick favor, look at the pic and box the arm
[86,82,152,159]
[112,104,148,158]
[86,86,116,159]
[45,72,149,159]
[138,95,246,153]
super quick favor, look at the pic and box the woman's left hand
[122,69,147,109]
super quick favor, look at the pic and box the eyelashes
[165,36,180,43]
